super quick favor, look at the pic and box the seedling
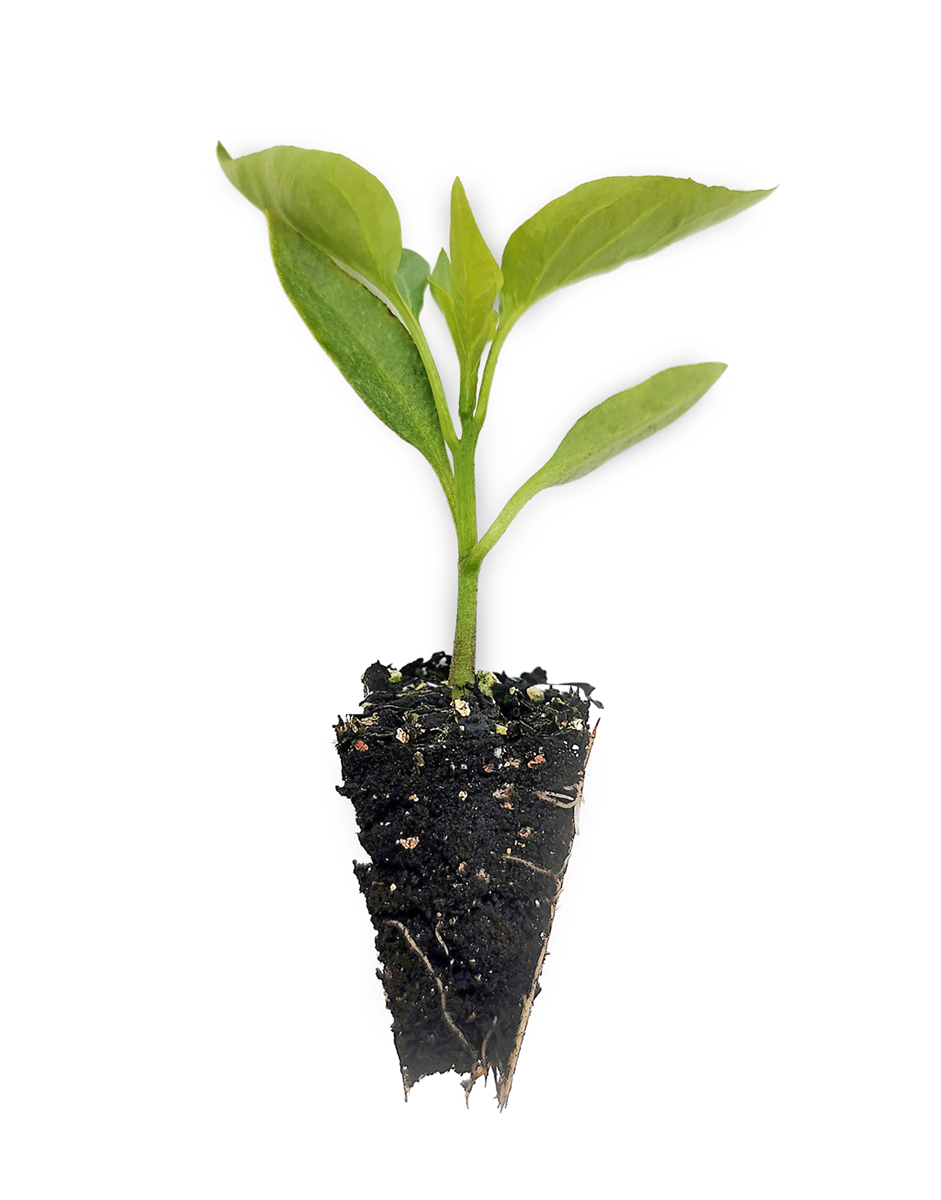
[219,143,771,1104]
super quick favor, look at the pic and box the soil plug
[218,144,772,1105]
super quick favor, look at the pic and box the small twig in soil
[385,919,475,1059]
[434,917,450,958]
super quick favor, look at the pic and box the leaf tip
[431,248,451,290]
[703,362,729,386]
[216,141,232,166]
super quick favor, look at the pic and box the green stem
[398,302,460,452]
[450,556,481,691]
[466,464,547,571]
[435,462,458,528]
[448,423,480,689]
[454,433,478,555]
[474,315,515,425]
[443,314,519,690]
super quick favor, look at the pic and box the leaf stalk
[398,302,461,453]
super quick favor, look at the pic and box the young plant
[218,143,771,1103]
[218,144,771,688]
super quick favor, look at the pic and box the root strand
[385,920,475,1059]
[502,851,560,881]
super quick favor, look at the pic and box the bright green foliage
[500,176,773,322]
[218,143,402,298]
[468,364,726,566]
[428,251,459,356]
[395,249,431,317]
[219,143,771,686]
[430,179,502,389]
[534,362,726,486]
[428,251,456,334]
[268,216,452,499]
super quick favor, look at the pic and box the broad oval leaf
[395,248,431,317]
[501,176,773,319]
[218,142,402,297]
[267,215,451,486]
[533,362,727,489]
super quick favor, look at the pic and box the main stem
[449,414,480,691]
[451,556,480,691]
[445,326,514,691]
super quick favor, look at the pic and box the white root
[385,920,474,1059]
[534,790,580,808]
[501,851,560,882]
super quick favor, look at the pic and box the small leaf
[267,215,451,485]
[218,142,403,297]
[533,363,727,489]
[429,249,460,348]
[395,249,431,317]
[446,178,502,371]
[469,363,728,566]
[430,247,452,292]
[501,176,773,319]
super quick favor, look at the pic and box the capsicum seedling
[218,144,771,1104]
[218,143,771,690]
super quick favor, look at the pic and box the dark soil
[335,653,598,1106]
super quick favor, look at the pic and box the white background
[2,2,938,1196]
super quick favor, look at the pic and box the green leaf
[430,247,452,291]
[429,249,460,347]
[445,178,502,371]
[500,176,773,320]
[218,142,403,297]
[469,363,726,567]
[267,215,452,488]
[533,362,726,488]
[395,249,431,317]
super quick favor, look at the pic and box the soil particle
[336,652,597,1106]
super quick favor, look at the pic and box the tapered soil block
[336,654,596,1106]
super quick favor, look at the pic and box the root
[572,717,600,834]
[581,719,599,780]
[535,789,580,808]
[496,724,597,1109]
[497,934,550,1110]
[433,918,450,958]
[385,920,475,1060]
[481,1014,498,1072]
[502,851,560,881]
[463,1016,500,1107]
[496,842,572,1111]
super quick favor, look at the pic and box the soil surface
[335,653,598,1106]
